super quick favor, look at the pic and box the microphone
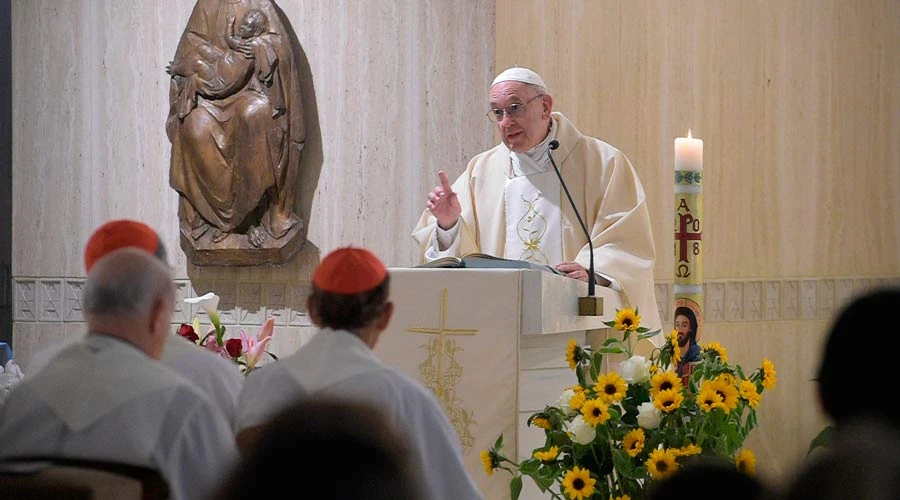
[548,139,602,316]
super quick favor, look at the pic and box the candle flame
[687,129,693,139]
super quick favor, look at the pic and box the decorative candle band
[675,169,703,340]
[674,173,702,285]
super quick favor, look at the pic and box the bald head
[83,249,174,357]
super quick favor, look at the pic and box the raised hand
[426,171,461,230]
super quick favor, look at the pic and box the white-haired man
[413,66,661,332]
[0,249,238,500]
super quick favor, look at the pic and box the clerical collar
[509,119,557,178]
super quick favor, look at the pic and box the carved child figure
[167,9,275,122]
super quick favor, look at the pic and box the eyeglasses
[486,94,544,123]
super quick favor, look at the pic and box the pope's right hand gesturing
[426,171,461,230]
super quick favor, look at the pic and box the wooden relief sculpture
[166,0,305,266]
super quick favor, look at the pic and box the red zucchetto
[84,219,164,272]
[312,247,388,294]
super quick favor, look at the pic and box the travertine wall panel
[11,0,495,367]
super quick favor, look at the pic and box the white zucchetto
[491,67,547,90]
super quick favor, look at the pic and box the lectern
[375,268,620,500]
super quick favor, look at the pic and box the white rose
[637,401,662,430]
[3,360,23,380]
[567,415,596,445]
[619,355,651,384]
[558,388,577,416]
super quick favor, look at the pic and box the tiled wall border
[654,276,900,324]
[13,276,900,328]
[13,278,313,328]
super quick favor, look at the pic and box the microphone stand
[548,140,602,316]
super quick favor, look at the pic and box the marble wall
[10,0,495,367]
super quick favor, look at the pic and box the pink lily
[203,327,228,358]
[240,317,275,370]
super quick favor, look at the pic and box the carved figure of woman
[166,0,304,247]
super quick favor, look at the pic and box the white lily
[185,292,221,325]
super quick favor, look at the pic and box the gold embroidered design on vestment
[516,194,549,264]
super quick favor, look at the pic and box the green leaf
[638,329,662,340]
[519,459,540,475]
[533,473,555,492]
[494,434,504,450]
[598,346,625,354]
[510,476,523,500]
[592,351,605,372]
[602,337,624,347]
[611,448,637,479]
[576,364,587,386]
[807,425,835,456]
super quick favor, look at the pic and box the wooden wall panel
[497,0,900,484]
[496,0,900,280]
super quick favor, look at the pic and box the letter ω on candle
[674,129,703,171]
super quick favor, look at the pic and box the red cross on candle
[675,212,701,263]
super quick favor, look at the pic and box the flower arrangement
[0,360,24,406]
[482,308,777,500]
[0,359,24,407]
[178,292,277,375]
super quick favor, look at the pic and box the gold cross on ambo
[406,288,478,398]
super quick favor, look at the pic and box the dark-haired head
[817,287,900,429]
[308,276,391,332]
[213,398,421,500]
[674,306,698,344]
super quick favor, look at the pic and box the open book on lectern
[415,253,565,276]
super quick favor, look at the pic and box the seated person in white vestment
[235,247,483,500]
[27,218,245,430]
[211,398,422,500]
[412,66,662,332]
[0,249,238,500]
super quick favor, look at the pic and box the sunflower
[530,416,552,430]
[735,448,757,476]
[581,398,611,427]
[533,446,559,462]
[703,341,729,362]
[670,329,681,366]
[645,448,679,480]
[480,449,497,476]
[739,379,761,408]
[696,388,727,413]
[708,377,740,412]
[650,370,683,396]
[653,388,685,413]
[673,443,702,457]
[716,372,736,386]
[561,466,596,500]
[594,371,628,404]
[622,428,646,457]
[761,359,777,389]
[614,308,641,331]
[569,391,587,412]
[565,338,579,370]
[614,496,631,500]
